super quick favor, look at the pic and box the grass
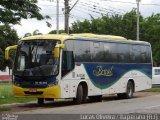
[143,85,160,92]
[0,81,35,105]
[0,106,11,112]
[0,82,13,98]
[0,97,35,104]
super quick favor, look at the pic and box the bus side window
[146,46,152,63]
[62,51,75,77]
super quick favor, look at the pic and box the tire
[124,81,134,99]
[38,98,44,105]
[82,87,87,103]
[73,84,83,104]
[89,95,102,102]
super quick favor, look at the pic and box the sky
[13,0,160,38]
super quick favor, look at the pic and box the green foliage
[143,85,160,92]
[0,0,49,25]
[24,33,32,37]
[0,81,35,105]
[24,29,42,38]
[0,106,11,111]
[0,82,13,98]
[0,97,35,105]
[141,14,160,65]
[49,30,65,34]
[70,9,160,65]
[0,24,19,70]
[70,9,141,39]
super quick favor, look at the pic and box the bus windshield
[14,40,60,77]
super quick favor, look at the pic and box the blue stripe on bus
[83,63,152,89]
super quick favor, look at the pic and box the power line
[87,0,126,13]
[42,13,63,15]
[100,0,136,5]
[39,0,64,3]
[100,0,160,6]
[69,0,125,22]
[70,14,87,20]
[78,2,124,15]
[69,0,80,12]
[80,1,125,14]
[38,4,63,7]
[73,8,101,18]
[76,6,107,16]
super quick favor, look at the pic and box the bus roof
[21,34,73,42]
[71,33,127,40]
[21,33,127,41]
[21,33,149,45]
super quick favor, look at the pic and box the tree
[0,24,19,70]
[24,29,42,37]
[0,0,50,25]
[70,9,143,40]
[24,33,32,37]
[49,30,65,34]
[141,14,160,66]
[121,9,143,40]
[69,9,160,66]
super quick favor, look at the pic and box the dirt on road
[0,92,160,114]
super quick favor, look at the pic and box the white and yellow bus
[5,33,152,104]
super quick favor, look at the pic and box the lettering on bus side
[93,66,113,77]
[77,74,85,78]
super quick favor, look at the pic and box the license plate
[29,88,37,92]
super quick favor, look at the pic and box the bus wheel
[73,84,83,104]
[89,95,102,102]
[38,98,44,105]
[124,81,134,99]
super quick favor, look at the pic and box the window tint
[155,69,160,75]
[90,42,104,62]
[74,41,91,62]
[131,45,141,63]
[64,40,74,51]
[65,39,151,64]
[110,43,118,62]
[146,46,152,63]
[129,45,151,63]
[103,42,111,62]
[117,44,129,63]
[140,46,147,63]
[62,51,74,77]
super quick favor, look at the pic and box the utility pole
[136,0,140,41]
[64,0,69,34]
[64,0,79,34]
[56,0,59,34]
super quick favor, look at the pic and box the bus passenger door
[61,50,75,98]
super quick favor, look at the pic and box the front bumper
[13,85,61,98]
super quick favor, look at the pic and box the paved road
[17,93,160,114]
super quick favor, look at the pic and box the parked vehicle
[152,67,160,85]
[5,33,152,104]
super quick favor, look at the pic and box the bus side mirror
[5,45,18,60]
[54,44,65,58]
[54,47,60,58]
